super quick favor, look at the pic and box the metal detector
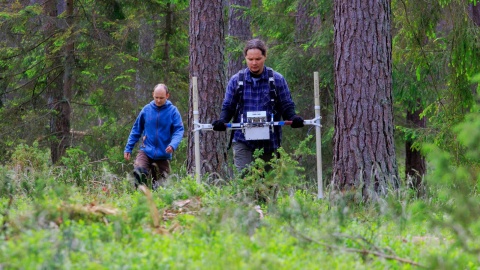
[192,72,324,199]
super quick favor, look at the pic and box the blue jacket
[124,100,184,160]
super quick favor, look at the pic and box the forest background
[1,0,480,269]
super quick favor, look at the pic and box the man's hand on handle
[212,119,227,131]
[290,115,304,128]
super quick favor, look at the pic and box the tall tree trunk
[470,2,480,26]
[163,3,173,81]
[187,0,227,176]
[295,0,323,117]
[469,2,480,96]
[227,0,251,78]
[333,0,399,198]
[295,0,321,43]
[134,16,155,107]
[61,0,74,148]
[405,107,426,192]
[45,0,70,164]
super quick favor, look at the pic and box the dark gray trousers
[232,142,277,173]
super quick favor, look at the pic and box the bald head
[154,84,169,94]
[152,84,170,107]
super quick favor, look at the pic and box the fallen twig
[288,222,424,267]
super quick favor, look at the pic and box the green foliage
[80,117,130,175]
[454,112,480,163]
[155,176,206,205]
[233,147,306,204]
[421,103,480,261]
[0,167,56,200]
[423,106,480,187]
[1,163,479,269]
[170,138,187,176]
[0,129,476,268]
[393,0,480,164]
[9,141,50,173]
[0,143,52,198]
[0,0,190,166]
[2,0,480,267]
[58,148,93,187]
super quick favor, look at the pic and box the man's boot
[133,167,149,188]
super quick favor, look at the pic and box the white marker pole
[193,77,201,183]
[314,72,324,199]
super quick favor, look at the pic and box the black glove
[212,120,227,131]
[290,115,304,128]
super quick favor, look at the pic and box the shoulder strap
[228,69,245,150]
[235,69,245,107]
[267,68,278,110]
[235,68,278,109]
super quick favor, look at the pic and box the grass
[1,169,478,270]
[1,137,480,269]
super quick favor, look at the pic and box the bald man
[124,84,184,190]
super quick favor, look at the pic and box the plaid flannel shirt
[221,67,296,153]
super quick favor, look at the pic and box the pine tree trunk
[227,0,251,78]
[187,0,227,177]
[470,3,480,26]
[405,108,426,192]
[61,0,74,152]
[295,0,321,43]
[134,16,154,107]
[333,0,399,198]
[45,0,71,164]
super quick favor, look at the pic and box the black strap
[227,68,277,150]
[237,70,245,109]
[227,70,245,150]
[267,68,277,113]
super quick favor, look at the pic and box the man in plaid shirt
[212,38,304,172]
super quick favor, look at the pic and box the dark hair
[243,39,267,57]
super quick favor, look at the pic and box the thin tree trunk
[164,3,173,81]
[469,2,480,26]
[135,16,155,106]
[333,0,399,199]
[227,0,251,78]
[187,0,227,176]
[45,0,70,164]
[61,0,74,147]
[295,0,321,43]
[405,107,426,192]
[469,2,480,96]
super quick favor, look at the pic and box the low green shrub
[1,119,480,269]
[421,102,480,266]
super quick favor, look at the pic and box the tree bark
[333,0,399,198]
[163,3,173,78]
[45,0,71,164]
[61,0,74,149]
[134,16,155,107]
[469,2,480,26]
[187,0,227,177]
[405,108,426,192]
[227,0,251,78]
[295,0,321,43]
